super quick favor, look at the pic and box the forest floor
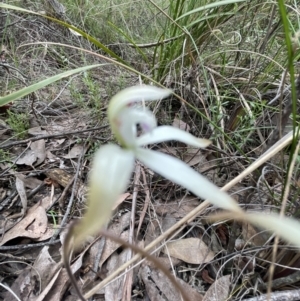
[1,1,300,301]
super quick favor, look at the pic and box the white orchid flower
[71,85,242,250]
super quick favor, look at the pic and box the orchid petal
[114,107,157,148]
[72,144,134,249]
[136,126,211,148]
[245,213,300,248]
[108,85,171,124]
[136,148,241,212]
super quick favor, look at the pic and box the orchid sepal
[108,85,171,121]
[135,147,242,212]
[245,213,300,248]
[136,125,211,148]
[71,144,135,250]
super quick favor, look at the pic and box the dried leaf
[183,147,208,167]
[0,162,11,170]
[202,269,215,284]
[112,192,131,210]
[31,139,46,165]
[163,238,215,264]
[162,213,177,232]
[43,124,65,135]
[151,268,204,301]
[39,196,56,211]
[139,266,165,301]
[44,119,85,135]
[172,117,190,132]
[81,237,106,290]
[100,231,129,268]
[155,196,199,218]
[49,138,66,148]
[0,204,48,245]
[145,220,161,256]
[26,177,44,189]
[35,250,84,301]
[0,128,8,136]
[140,265,203,301]
[99,212,131,267]
[15,149,36,166]
[46,150,58,161]
[62,144,86,159]
[34,268,62,301]
[33,246,61,291]
[202,275,231,301]
[215,224,229,246]
[13,173,43,189]
[28,126,48,135]
[242,221,270,247]
[160,147,177,156]
[105,249,130,301]
[0,187,6,199]
[146,255,181,270]
[2,268,33,301]
[42,256,83,301]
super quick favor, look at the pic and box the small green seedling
[0,149,11,163]
[6,110,30,139]
[47,210,58,228]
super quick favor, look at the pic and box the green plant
[82,72,102,114]
[87,139,101,154]
[152,0,246,83]
[70,72,108,119]
[70,81,88,110]
[6,110,30,139]
[0,64,104,107]
[0,149,11,163]
[47,210,58,228]
[0,3,129,68]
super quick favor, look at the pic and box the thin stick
[136,168,151,237]
[0,125,108,148]
[122,164,141,301]
[242,288,300,301]
[0,239,60,250]
[50,146,86,241]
